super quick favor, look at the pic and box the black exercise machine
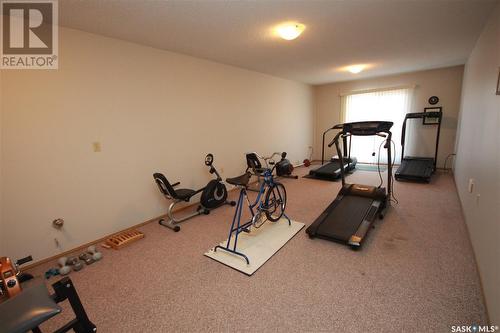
[154,153,235,232]
[275,152,298,179]
[0,277,96,333]
[306,121,394,248]
[308,125,357,180]
[395,111,442,183]
[245,152,297,191]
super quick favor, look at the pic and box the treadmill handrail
[321,127,337,165]
[321,125,349,165]
[403,111,442,119]
[400,111,442,170]
[332,122,393,197]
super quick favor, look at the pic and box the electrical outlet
[476,194,481,205]
[468,178,474,193]
[220,167,224,173]
[93,142,102,152]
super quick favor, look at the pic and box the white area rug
[204,218,304,276]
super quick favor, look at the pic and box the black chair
[0,277,96,333]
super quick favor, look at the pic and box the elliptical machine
[154,153,235,232]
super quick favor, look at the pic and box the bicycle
[214,153,291,264]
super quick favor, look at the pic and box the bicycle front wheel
[264,182,287,222]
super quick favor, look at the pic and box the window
[340,87,414,164]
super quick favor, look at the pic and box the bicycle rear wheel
[264,182,287,222]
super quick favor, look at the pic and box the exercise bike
[214,153,291,264]
[154,153,235,232]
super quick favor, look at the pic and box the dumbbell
[67,256,84,272]
[78,253,95,265]
[87,245,102,261]
[58,257,71,275]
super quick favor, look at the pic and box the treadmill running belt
[395,157,434,182]
[313,161,342,174]
[398,159,433,176]
[315,196,373,242]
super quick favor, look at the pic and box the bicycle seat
[226,172,251,186]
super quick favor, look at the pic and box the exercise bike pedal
[196,206,210,215]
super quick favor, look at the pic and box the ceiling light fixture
[276,23,305,41]
[347,65,366,74]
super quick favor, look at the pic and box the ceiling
[59,0,498,85]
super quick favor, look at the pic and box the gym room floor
[29,165,487,333]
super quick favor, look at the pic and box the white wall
[0,28,314,261]
[454,3,500,324]
[313,66,464,167]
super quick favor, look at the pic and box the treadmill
[306,121,393,248]
[395,111,442,183]
[308,124,357,180]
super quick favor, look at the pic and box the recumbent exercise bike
[154,153,235,232]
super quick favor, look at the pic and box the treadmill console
[343,121,393,136]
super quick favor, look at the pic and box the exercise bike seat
[0,281,62,333]
[226,172,251,187]
[153,173,197,201]
[174,188,197,201]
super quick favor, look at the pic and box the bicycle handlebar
[254,152,281,173]
[256,152,281,169]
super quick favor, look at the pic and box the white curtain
[340,87,414,164]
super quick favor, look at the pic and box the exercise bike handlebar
[255,152,281,168]
[250,152,281,175]
[205,153,223,181]
[15,256,33,267]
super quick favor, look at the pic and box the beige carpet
[30,165,487,332]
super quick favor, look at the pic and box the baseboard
[21,168,285,271]
[451,176,491,324]
[22,215,161,271]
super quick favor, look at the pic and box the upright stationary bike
[214,154,291,264]
[154,153,235,232]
